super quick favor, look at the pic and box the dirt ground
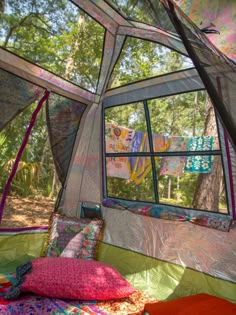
[0,195,54,228]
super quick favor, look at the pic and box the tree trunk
[0,0,4,14]
[192,92,198,136]
[168,177,171,199]
[192,97,222,211]
[50,170,58,198]
[64,14,84,80]
[176,176,180,201]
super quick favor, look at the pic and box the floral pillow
[5,257,136,300]
[45,214,104,260]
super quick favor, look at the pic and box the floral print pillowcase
[45,214,104,260]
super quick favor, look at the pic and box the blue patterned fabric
[185,136,214,173]
[5,262,32,300]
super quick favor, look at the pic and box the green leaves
[0,0,105,91]
[110,37,192,88]
[0,103,58,197]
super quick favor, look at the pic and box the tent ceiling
[118,23,188,56]
[0,0,105,93]
[103,68,204,106]
[0,0,235,149]
[108,36,193,89]
[0,0,189,97]
[0,48,96,105]
[105,0,177,33]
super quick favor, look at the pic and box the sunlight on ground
[0,196,54,228]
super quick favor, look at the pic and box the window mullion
[143,100,159,203]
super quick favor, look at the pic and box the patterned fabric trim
[102,199,233,232]
[5,262,32,300]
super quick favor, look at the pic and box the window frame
[103,90,231,216]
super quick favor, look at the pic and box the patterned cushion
[46,214,103,260]
[20,257,135,300]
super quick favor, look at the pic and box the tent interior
[0,0,236,314]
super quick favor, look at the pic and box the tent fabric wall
[103,68,204,107]
[0,224,235,303]
[79,105,102,203]
[60,103,102,217]
[98,242,236,303]
[173,0,236,60]
[1,227,235,303]
[0,228,48,274]
[229,144,236,219]
[101,207,236,283]
[0,0,236,305]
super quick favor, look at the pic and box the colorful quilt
[0,273,157,315]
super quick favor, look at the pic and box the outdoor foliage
[0,104,58,197]
[0,0,104,91]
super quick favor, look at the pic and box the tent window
[109,37,193,89]
[0,0,105,92]
[0,69,87,227]
[104,90,229,214]
[46,93,86,184]
[105,0,176,33]
[0,98,59,227]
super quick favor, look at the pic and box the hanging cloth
[130,132,151,184]
[130,133,171,184]
[0,90,50,223]
[106,123,135,179]
[160,136,189,176]
[184,136,214,173]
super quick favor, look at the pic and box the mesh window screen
[0,0,105,92]
[0,69,44,131]
[166,2,236,150]
[106,0,176,33]
[46,93,86,184]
